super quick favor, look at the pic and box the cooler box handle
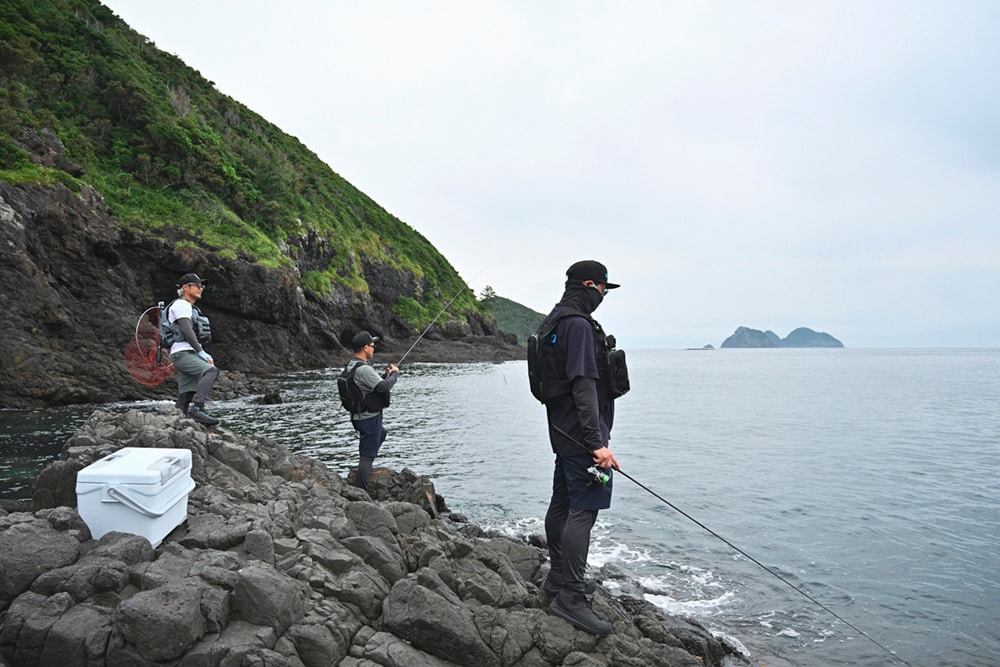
[148,455,187,484]
[106,479,196,517]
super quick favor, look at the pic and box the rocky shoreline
[0,409,748,667]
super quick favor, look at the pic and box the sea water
[2,348,998,666]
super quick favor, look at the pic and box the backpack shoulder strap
[536,309,591,338]
[342,359,368,379]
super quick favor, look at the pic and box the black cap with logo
[351,331,380,351]
[566,260,620,289]
[177,273,207,287]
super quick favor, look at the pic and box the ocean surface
[2,348,998,666]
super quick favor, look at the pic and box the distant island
[720,326,844,348]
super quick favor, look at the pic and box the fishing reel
[587,466,610,486]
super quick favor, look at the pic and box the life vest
[159,299,212,350]
[337,360,391,415]
[527,309,630,405]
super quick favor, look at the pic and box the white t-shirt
[167,299,195,354]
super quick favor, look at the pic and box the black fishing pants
[545,498,598,593]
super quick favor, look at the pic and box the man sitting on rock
[166,273,220,426]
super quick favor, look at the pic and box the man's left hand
[591,446,620,471]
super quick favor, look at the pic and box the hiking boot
[549,590,612,636]
[188,404,220,426]
[542,572,597,596]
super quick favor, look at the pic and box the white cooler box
[76,447,195,548]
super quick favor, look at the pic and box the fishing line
[551,424,912,667]
[394,272,483,367]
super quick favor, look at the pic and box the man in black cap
[343,331,399,491]
[537,260,623,636]
[165,273,220,426]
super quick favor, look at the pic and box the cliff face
[0,181,519,408]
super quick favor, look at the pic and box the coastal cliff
[0,410,745,667]
[0,181,521,409]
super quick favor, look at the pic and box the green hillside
[480,287,545,346]
[0,0,479,327]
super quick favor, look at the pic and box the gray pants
[171,350,219,406]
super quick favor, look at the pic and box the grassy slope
[482,295,545,346]
[0,0,479,327]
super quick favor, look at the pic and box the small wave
[476,516,544,538]
[588,530,658,567]
[645,590,737,616]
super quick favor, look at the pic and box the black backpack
[527,311,577,404]
[337,362,390,414]
[527,310,630,404]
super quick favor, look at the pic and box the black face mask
[559,282,604,315]
[582,284,604,313]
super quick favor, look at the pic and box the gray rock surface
[0,409,749,666]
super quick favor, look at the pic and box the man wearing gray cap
[342,331,399,491]
[166,273,220,426]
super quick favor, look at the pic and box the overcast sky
[103,1,999,348]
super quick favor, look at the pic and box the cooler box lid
[76,447,192,487]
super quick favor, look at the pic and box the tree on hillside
[479,285,497,302]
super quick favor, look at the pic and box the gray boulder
[382,569,499,667]
[0,519,81,608]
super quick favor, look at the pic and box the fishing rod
[394,275,481,367]
[551,424,913,667]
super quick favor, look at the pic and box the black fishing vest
[337,360,391,415]
[527,310,630,405]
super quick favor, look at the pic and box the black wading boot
[549,590,612,636]
[188,403,220,426]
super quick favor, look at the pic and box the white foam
[645,590,736,616]
[477,516,544,538]
[587,529,658,567]
[713,632,752,660]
